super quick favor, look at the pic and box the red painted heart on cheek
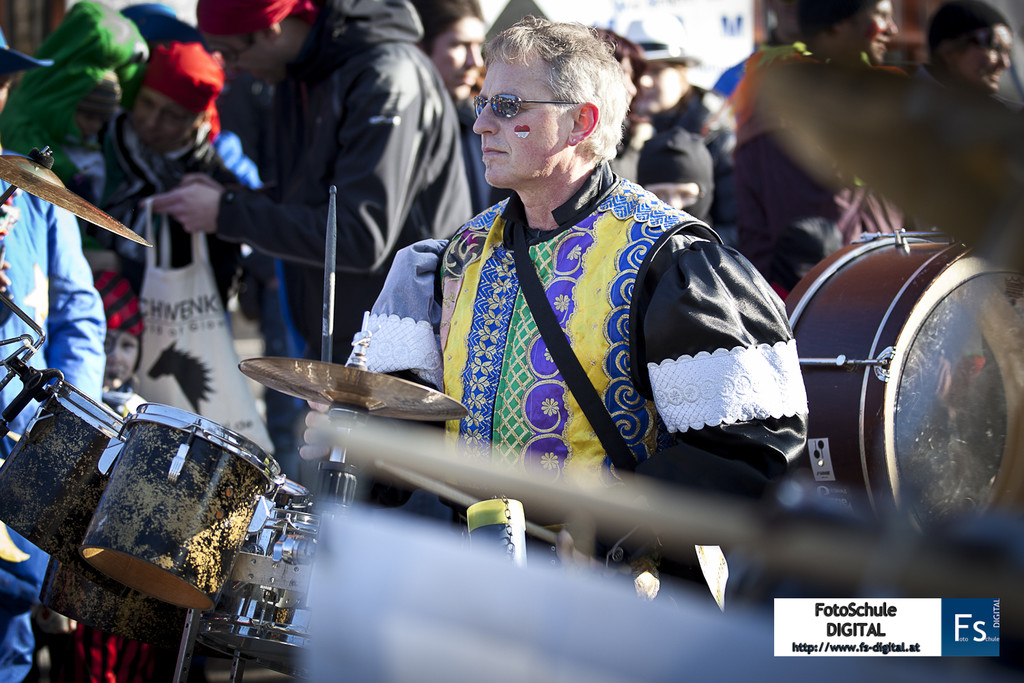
[514,125,530,138]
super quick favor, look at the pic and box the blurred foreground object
[759,61,1024,265]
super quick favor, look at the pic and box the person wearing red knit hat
[97,40,242,311]
[150,0,471,368]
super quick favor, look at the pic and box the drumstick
[332,417,1024,635]
[321,186,337,366]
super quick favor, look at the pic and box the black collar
[501,163,619,247]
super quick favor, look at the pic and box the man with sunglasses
[150,0,471,363]
[921,1,1017,103]
[311,17,807,603]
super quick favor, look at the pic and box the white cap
[623,13,701,66]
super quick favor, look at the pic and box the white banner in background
[480,0,755,89]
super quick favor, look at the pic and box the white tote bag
[136,201,273,454]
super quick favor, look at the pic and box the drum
[199,481,317,677]
[40,553,187,650]
[80,403,280,610]
[0,381,123,561]
[787,233,1024,525]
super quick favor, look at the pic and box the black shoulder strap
[511,225,637,473]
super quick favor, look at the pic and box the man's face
[942,25,1013,94]
[634,62,690,118]
[104,329,140,390]
[205,30,288,84]
[833,0,898,65]
[426,17,486,102]
[131,86,202,154]
[471,59,580,193]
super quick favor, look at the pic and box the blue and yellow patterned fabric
[440,180,688,484]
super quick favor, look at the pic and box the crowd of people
[0,0,1018,679]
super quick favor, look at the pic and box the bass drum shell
[0,382,122,560]
[80,403,279,610]
[787,235,1024,525]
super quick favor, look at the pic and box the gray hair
[485,16,628,163]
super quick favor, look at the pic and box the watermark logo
[942,599,999,656]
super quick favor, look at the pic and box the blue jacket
[0,180,105,682]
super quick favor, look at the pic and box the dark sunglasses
[474,93,578,119]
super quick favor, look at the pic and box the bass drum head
[886,259,1024,524]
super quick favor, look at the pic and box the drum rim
[789,234,943,328]
[125,403,280,481]
[54,382,124,437]
[882,254,1021,522]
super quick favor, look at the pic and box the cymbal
[0,154,151,247]
[759,62,1024,258]
[238,356,468,421]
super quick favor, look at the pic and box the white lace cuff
[648,340,807,433]
[348,314,443,389]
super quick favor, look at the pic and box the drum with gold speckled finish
[41,552,188,649]
[0,381,123,561]
[80,403,280,610]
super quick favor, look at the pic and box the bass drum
[787,234,1024,526]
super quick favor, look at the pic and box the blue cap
[0,24,53,76]
[121,3,204,46]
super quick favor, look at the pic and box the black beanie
[637,127,714,221]
[927,1,1009,53]
[798,0,874,37]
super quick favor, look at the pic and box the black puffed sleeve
[630,230,808,498]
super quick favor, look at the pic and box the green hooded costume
[0,1,148,189]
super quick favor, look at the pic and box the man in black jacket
[152,0,472,360]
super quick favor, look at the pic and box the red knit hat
[94,271,144,337]
[196,0,320,36]
[143,42,224,115]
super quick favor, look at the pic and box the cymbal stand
[0,147,53,205]
[0,285,62,438]
[0,286,45,385]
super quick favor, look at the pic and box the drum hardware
[0,357,62,437]
[168,432,198,485]
[798,346,894,382]
[854,230,951,249]
[198,498,319,678]
[174,608,204,683]
[0,147,151,246]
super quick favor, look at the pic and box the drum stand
[0,288,63,438]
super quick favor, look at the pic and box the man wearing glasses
[921,1,1017,103]
[151,0,471,362]
[312,17,807,602]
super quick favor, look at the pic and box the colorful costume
[357,165,807,497]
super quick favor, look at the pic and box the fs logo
[942,599,999,656]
